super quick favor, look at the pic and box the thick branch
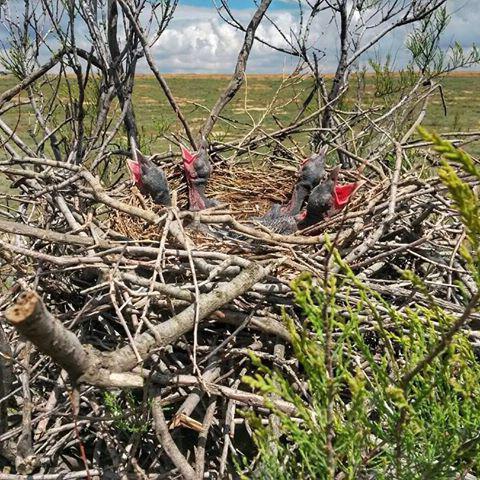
[3,262,272,388]
[321,1,349,130]
[4,292,93,380]
[107,0,138,145]
[0,218,112,249]
[151,385,196,480]
[102,261,271,374]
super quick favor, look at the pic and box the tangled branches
[0,0,479,477]
[0,142,479,477]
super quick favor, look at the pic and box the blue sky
[180,0,298,10]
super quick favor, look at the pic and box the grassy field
[134,73,480,155]
[0,73,478,157]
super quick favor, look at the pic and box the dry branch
[5,292,92,381]
[3,261,273,389]
[0,0,478,477]
[200,0,272,140]
[102,260,272,374]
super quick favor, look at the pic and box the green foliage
[243,136,480,479]
[419,127,480,283]
[406,7,480,76]
[0,44,29,79]
[368,55,419,99]
[103,391,150,435]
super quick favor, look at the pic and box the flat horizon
[158,70,480,78]
[5,70,473,79]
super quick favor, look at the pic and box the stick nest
[0,157,477,478]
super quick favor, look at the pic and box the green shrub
[243,134,480,479]
[103,391,150,435]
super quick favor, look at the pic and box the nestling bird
[263,145,328,219]
[297,166,358,230]
[127,149,171,206]
[258,166,358,234]
[181,143,218,210]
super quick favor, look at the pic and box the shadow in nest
[110,163,297,240]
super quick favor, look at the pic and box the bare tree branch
[117,0,197,149]
[200,0,273,140]
[5,292,93,380]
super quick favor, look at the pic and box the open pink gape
[333,182,357,211]
[126,144,359,231]
[180,145,196,165]
[127,159,142,187]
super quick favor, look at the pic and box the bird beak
[127,159,142,184]
[333,182,358,209]
[329,166,340,182]
[181,145,197,165]
[135,148,145,164]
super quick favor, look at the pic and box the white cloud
[149,6,298,73]
[1,0,478,74]
[147,0,479,73]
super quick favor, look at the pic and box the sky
[147,0,480,73]
[0,0,478,74]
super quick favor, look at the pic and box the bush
[243,134,480,479]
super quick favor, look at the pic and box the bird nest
[1,154,479,478]
[207,163,296,218]
[111,162,297,240]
